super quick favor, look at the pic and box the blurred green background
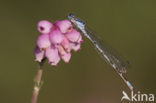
[0,0,156,103]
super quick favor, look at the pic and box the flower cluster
[34,20,83,66]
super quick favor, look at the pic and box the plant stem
[32,64,43,103]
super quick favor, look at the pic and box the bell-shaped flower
[70,42,81,52]
[37,34,51,50]
[65,29,82,43]
[37,20,53,34]
[61,36,71,53]
[57,45,66,56]
[61,52,71,63]
[45,46,60,66]
[54,20,72,33]
[49,28,63,45]
[34,46,45,62]
[57,44,71,63]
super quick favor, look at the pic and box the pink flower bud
[37,20,53,34]
[70,42,81,52]
[77,34,83,43]
[54,20,72,33]
[61,52,71,63]
[65,29,82,43]
[57,45,66,56]
[49,28,63,45]
[34,46,45,62]
[45,46,60,66]
[61,36,71,53]
[37,34,51,50]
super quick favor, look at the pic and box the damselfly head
[67,13,75,20]
[67,13,85,31]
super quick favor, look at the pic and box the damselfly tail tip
[126,81,134,91]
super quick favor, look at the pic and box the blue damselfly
[67,13,133,91]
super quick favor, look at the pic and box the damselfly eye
[67,13,75,20]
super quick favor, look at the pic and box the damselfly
[67,13,133,91]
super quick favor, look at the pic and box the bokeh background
[0,0,156,103]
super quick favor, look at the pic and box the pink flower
[65,29,82,43]
[34,46,45,62]
[61,52,71,63]
[70,42,81,52]
[54,20,72,33]
[37,20,53,34]
[61,36,71,53]
[49,28,63,45]
[57,45,66,56]
[37,34,51,50]
[45,46,60,66]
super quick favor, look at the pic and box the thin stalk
[31,62,44,103]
